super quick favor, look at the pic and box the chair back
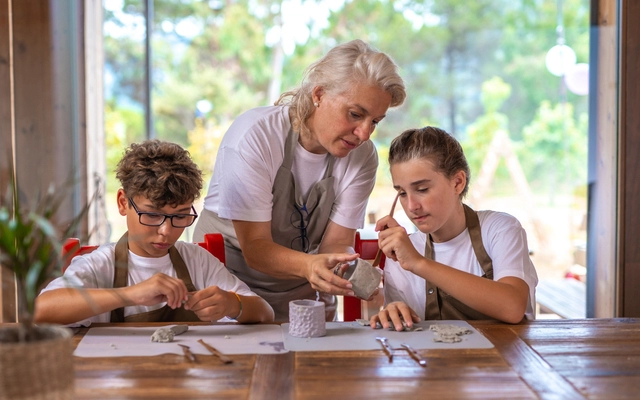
[61,238,99,272]
[196,233,226,265]
[342,231,384,321]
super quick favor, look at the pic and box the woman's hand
[305,253,359,296]
[370,301,421,332]
[376,216,423,273]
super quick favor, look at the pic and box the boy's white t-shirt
[383,210,539,320]
[40,241,258,326]
[202,105,378,230]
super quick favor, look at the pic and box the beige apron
[202,129,338,321]
[110,232,201,323]
[423,204,495,320]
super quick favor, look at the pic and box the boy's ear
[116,189,128,216]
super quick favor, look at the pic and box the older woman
[194,39,406,320]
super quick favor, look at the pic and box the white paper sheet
[281,320,494,351]
[74,324,288,357]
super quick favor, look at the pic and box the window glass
[104,0,589,317]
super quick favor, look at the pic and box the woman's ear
[312,86,325,104]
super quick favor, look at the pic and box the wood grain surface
[53,319,640,399]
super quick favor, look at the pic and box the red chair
[62,233,226,273]
[342,231,385,321]
[61,238,99,272]
[196,233,226,265]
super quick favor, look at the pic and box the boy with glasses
[35,140,274,326]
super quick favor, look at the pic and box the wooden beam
[620,1,640,317]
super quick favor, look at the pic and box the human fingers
[378,301,404,332]
[397,303,420,328]
[138,274,188,308]
[375,216,401,232]
[376,307,392,330]
[307,256,354,296]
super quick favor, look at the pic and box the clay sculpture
[151,324,189,343]
[342,258,382,300]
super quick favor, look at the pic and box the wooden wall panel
[588,0,619,318]
[620,1,640,317]
[0,0,16,323]
[0,0,88,322]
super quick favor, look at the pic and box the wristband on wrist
[227,291,243,320]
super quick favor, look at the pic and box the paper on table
[281,320,494,352]
[74,324,287,357]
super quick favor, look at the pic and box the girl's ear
[453,170,467,195]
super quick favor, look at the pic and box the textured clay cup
[288,300,326,338]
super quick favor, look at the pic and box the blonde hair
[276,39,406,136]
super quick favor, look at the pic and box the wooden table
[68,319,640,399]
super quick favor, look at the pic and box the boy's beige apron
[423,204,495,320]
[203,130,337,321]
[110,232,201,322]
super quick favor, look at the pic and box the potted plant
[0,172,91,399]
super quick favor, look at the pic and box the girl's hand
[376,216,423,273]
[370,301,421,331]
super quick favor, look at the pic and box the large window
[103,0,590,318]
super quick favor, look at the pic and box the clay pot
[288,300,326,338]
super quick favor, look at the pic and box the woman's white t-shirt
[202,105,378,230]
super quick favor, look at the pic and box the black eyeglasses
[128,197,198,228]
[290,204,309,253]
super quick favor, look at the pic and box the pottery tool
[401,343,427,367]
[375,337,394,362]
[372,192,400,267]
[198,339,233,364]
[178,344,197,363]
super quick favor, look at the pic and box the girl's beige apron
[201,130,337,321]
[110,232,201,322]
[423,204,495,320]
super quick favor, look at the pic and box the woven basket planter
[0,324,74,400]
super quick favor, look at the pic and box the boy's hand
[370,301,420,332]
[184,286,239,322]
[122,273,189,309]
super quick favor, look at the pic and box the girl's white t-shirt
[383,210,539,320]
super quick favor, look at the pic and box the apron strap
[110,233,198,322]
[463,204,493,278]
[423,204,494,320]
[110,232,130,323]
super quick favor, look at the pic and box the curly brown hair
[115,140,203,207]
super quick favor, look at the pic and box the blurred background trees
[103,0,589,279]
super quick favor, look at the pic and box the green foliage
[520,100,588,194]
[103,0,591,206]
[0,172,91,335]
[463,76,513,183]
